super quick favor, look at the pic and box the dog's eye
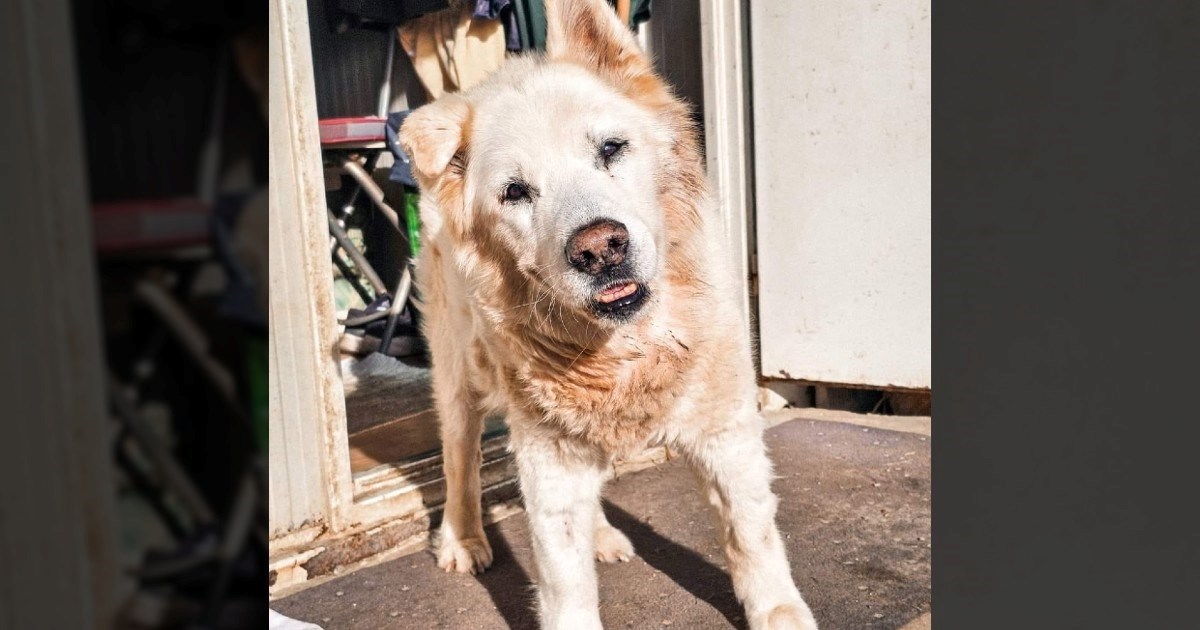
[503,182,530,203]
[600,140,626,165]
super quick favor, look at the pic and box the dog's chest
[510,331,693,453]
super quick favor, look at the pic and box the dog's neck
[476,263,699,454]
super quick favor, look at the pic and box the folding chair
[319,27,424,358]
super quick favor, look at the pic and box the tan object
[397,6,506,99]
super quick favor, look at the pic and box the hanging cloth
[473,0,522,52]
[397,3,507,99]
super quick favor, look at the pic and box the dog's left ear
[399,94,471,185]
[545,0,661,95]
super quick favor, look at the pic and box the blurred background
[80,0,269,626]
[3,0,268,628]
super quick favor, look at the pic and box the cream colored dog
[400,1,817,628]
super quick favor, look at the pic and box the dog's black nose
[565,219,628,276]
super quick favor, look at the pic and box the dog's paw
[436,535,493,575]
[749,603,818,630]
[594,524,635,563]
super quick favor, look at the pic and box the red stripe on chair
[319,116,388,146]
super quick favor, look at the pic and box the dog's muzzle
[566,219,649,319]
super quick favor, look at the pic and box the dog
[399,1,817,628]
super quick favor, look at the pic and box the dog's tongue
[595,282,639,304]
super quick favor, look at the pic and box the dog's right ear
[545,0,657,93]
[399,94,471,183]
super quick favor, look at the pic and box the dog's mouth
[590,281,648,319]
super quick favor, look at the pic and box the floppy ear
[545,0,657,92]
[398,94,471,184]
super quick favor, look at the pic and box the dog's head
[401,0,697,328]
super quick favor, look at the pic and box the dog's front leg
[512,431,606,630]
[683,420,818,630]
[435,397,492,574]
[429,341,491,574]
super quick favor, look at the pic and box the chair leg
[327,209,388,296]
[376,266,413,355]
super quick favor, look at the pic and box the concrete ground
[274,412,931,629]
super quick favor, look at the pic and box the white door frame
[701,0,756,334]
[268,0,354,539]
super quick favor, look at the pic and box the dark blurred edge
[0,0,267,628]
[935,1,1200,628]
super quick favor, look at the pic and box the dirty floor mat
[273,417,931,629]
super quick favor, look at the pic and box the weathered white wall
[751,0,931,389]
